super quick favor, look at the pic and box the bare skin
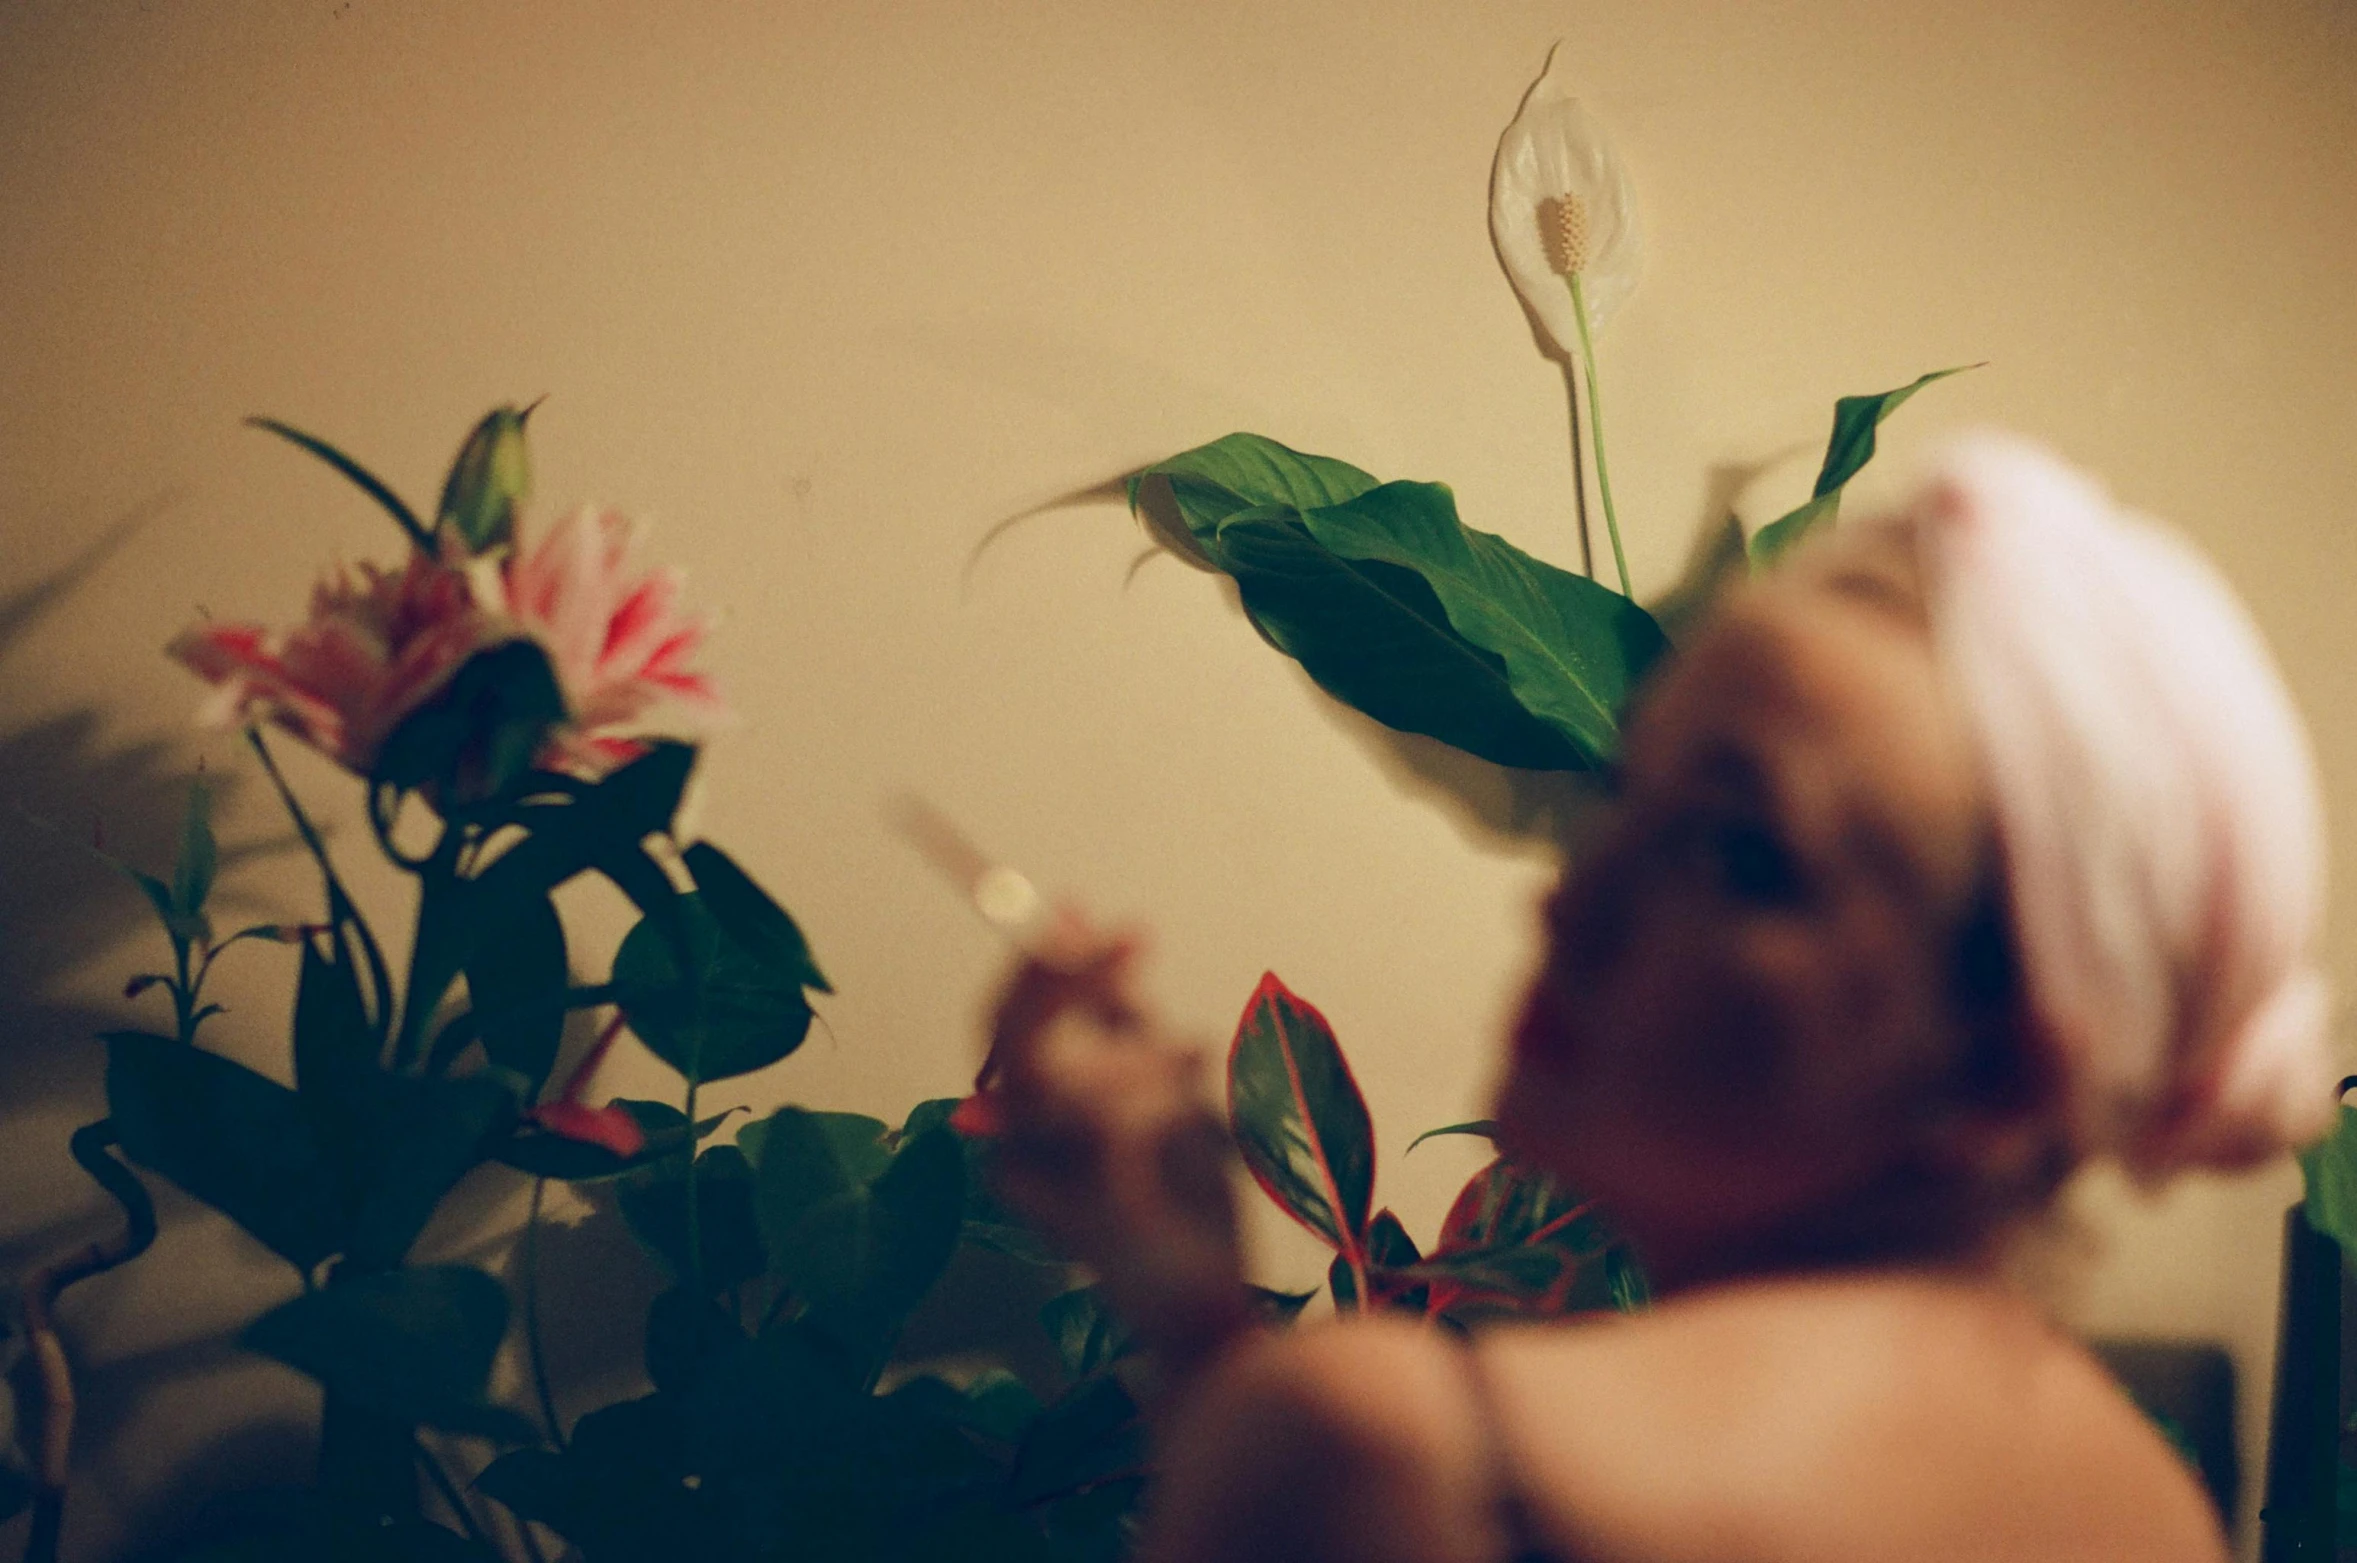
[981,549,2230,1563]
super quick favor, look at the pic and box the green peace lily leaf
[1129,433,1667,771]
[614,892,818,1084]
[463,889,568,1091]
[1127,431,1379,563]
[682,840,830,994]
[1748,365,1979,564]
[2300,1104,2357,1253]
[105,1031,344,1268]
[751,1108,965,1341]
[243,1265,533,1440]
[1227,972,1375,1261]
[436,403,534,554]
[171,778,217,926]
[246,416,434,554]
[1405,1120,1498,1155]
[618,1143,768,1289]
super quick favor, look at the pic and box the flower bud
[436,402,537,554]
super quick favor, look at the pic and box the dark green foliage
[1130,433,1667,771]
[244,1267,534,1441]
[1747,366,1977,563]
[613,893,820,1084]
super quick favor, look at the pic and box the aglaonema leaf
[1423,1155,1619,1317]
[106,1031,345,1269]
[1227,973,1375,1263]
[613,892,818,1084]
[243,1264,534,1440]
[1748,365,1978,564]
[1130,434,1668,771]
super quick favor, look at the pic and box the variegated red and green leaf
[1227,972,1376,1263]
[1423,1156,1613,1317]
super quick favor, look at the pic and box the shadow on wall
[0,501,323,1559]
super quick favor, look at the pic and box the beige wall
[4,1,2354,1556]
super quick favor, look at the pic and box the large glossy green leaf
[293,935,377,1152]
[1127,432,1379,563]
[1130,435,1667,771]
[463,889,568,1091]
[1748,366,1976,564]
[244,1265,534,1440]
[1227,973,1375,1261]
[106,1031,344,1269]
[750,1108,965,1341]
[614,893,817,1084]
[682,841,830,994]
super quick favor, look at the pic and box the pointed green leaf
[682,841,830,994]
[614,893,817,1084]
[341,1072,517,1269]
[372,640,568,807]
[246,416,434,553]
[244,1265,534,1440]
[494,1100,735,1181]
[106,1031,344,1268]
[1405,1120,1498,1154]
[1227,973,1375,1260]
[1749,365,1978,564]
[1127,432,1380,562]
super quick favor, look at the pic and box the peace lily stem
[1546,195,1630,598]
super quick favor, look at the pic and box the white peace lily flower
[1489,47,1643,357]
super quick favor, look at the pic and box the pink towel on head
[1881,434,2331,1179]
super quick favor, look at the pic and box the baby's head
[1500,436,2330,1287]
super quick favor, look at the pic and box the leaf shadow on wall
[0,498,322,1554]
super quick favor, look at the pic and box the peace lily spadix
[1490,48,1642,597]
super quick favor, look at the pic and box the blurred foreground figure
[977,435,2328,1563]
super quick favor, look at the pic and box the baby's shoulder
[1476,1278,2229,1563]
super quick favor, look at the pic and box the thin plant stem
[245,728,395,1041]
[1565,272,1631,597]
[524,1178,565,1451]
[684,1076,704,1302]
[1562,359,1595,579]
[413,1436,496,1555]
